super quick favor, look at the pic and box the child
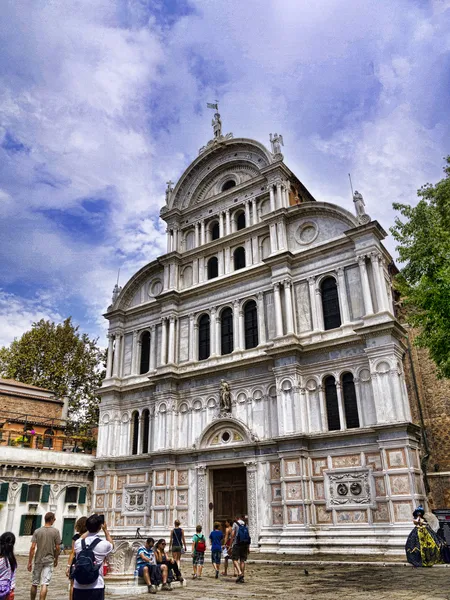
[191,525,206,579]
[209,522,223,579]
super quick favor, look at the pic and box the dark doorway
[213,467,247,524]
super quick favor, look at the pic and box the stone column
[168,316,176,364]
[315,286,324,330]
[215,310,221,355]
[193,258,199,285]
[198,257,205,283]
[283,280,295,334]
[167,229,171,253]
[283,182,290,207]
[307,277,319,331]
[276,182,282,210]
[218,249,224,276]
[273,282,283,337]
[277,220,287,250]
[357,254,374,315]
[173,228,178,252]
[371,252,389,312]
[113,334,122,376]
[210,308,217,356]
[252,200,257,225]
[131,330,139,375]
[188,314,195,361]
[245,238,252,265]
[150,325,157,371]
[224,247,231,274]
[196,465,207,529]
[200,220,206,245]
[163,265,170,290]
[252,236,260,264]
[269,223,278,253]
[225,210,231,235]
[257,292,266,344]
[239,307,245,351]
[219,212,224,237]
[335,382,346,430]
[268,184,275,212]
[160,318,167,366]
[353,377,365,427]
[336,267,351,324]
[318,385,328,431]
[194,320,199,361]
[245,200,251,226]
[137,413,143,455]
[245,461,258,547]
[6,504,15,531]
[233,300,241,350]
[194,223,200,248]
[106,334,114,378]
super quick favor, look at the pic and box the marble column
[131,330,139,375]
[371,252,389,312]
[277,220,287,250]
[252,199,257,225]
[275,182,282,210]
[193,258,199,285]
[198,257,205,282]
[106,334,114,378]
[252,236,260,264]
[137,414,143,455]
[283,280,295,334]
[357,255,374,315]
[193,321,199,361]
[233,300,241,350]
[269,184,275,212]
[239,307,245,350]
[163,265,170,290]
[245,200,251,227]
[219,212,224,237]
[168,316,176,364]
[188,314,195,361]
[307,277,319,331]
[318,385,328,431]
[196,465,207,528]
[194,223,200,248]
[257,292,266,344]
[215,310,221,355]
[336,267,351,324]
[210,308,217,356]
[218,249,224,276]
[273,282,283,337]
[245,238,252,265]
[173,228,178,252]
[200,220,206,245]
[269,223,278,253]
[112,334,122,376]
[353,377,365,427]
[335,382,346,430]
[225,210,231,235]
[160,318,167,366]
[315,286,324,330]
[224,247,231,274]
[150,325,156,371]
[245,461,258,547]
[167,229,171,253]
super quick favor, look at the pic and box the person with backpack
[66,516,87,600]
[231,516,251,584]
[28,511,61,600]
[0,532,17,600]
[72,515,114,600]
[191,525,206,579]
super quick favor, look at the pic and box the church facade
[96,114,423,554]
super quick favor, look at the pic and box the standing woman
[0,532,17,600]
[405,506,443,567]
[65,516,87,600]
[169,520,186,568]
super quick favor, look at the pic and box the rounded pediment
[199,417,257,449]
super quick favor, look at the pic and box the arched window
[131,411,139,455]
[207,256,218,279]
[221,307,233,355]
[198,314,210,361]
[244,300,258,349]
[142,409,150,453]
[43,428,54,449]
[236,211,246,230]
[321,277,341,330]
[233,247,246,270]
[211,222,220,240]
[139,331,151,374]
[222,179,236,192]
[324,375,340,431]
[342,372,360,429]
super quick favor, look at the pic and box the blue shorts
[211,550,221,565]
[137,565,148,577]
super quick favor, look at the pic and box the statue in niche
[219,379,231,413]
[269,133,284,155]
[353,190,371,224]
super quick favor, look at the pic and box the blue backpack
[73,538,102,585]
[236,524,251,545]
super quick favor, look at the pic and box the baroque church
[96,110,423,554]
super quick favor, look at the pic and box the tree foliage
[390,156,450,378]
[0,317,106,426]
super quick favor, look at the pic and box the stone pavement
[13,556,450,600]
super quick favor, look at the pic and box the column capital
[336,266,345,277]
[150,323,156,332]
[357,254,368,265]
[233,299,240,309]
[307,276,315,285]
[370,250,383,262]
[189,312,195,322]
[257,291,264,301]
[283,278,292,289]
[169,315,176,323]
[273,281,281,290]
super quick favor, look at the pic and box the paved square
[12,557,450,600]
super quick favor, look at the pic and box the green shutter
[33,515,42,533]
[0,482,9,502]
[78,486,87,505]
[20,483,29,502]
[19,515,27,536]
[41,484,50,503]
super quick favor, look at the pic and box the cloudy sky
[0,0,449,347]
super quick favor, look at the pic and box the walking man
[231,515,251,584]
[28,511,61,600]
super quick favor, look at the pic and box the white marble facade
[97,127,423,554]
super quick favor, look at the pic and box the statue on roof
[353,190,371,225]
[199,102,233,154]
[269,133,284,158]
[212,112,222,139]
[165,180,174,203]
[111,283,122,304]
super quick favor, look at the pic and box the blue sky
[0,0,449,347]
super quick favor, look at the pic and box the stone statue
[111,283,122,304]
[165,180,174,203]
[219,379,231,413]
[269,133,284,155]
[212,112,222,139]
[353,190,371,224]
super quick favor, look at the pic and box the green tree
[0,317,106,425]
[390,156,450,378]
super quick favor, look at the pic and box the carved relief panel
[324,468,375,509]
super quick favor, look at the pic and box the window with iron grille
[244,300,258,349]
[233,247,245,270]
[140,331,151,374]
[236,212,246,230]
[342,373,360,429]
[221,307,234,355]
[324,375,341,431]
[142,409,150,453]
[211,222,220,240]
[321,277,341,330]
[20,514,41,536]
[198,314,210,361]
[207,256,218,279]
[132,411,139,455]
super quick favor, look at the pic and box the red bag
[195,535,206,553]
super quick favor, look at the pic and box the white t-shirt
[74,533,113,590]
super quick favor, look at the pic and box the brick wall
[0,393,63,421]
[403,326,450,508]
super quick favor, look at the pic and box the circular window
[295,222,319,245]
[221,431,231,443]
[151,280,163,296]
[222,180,236,192]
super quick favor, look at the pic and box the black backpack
[73,538,102,585]
[236,524,251,545]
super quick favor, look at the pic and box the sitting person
[154,539,183,585]
[135,538,163,594]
